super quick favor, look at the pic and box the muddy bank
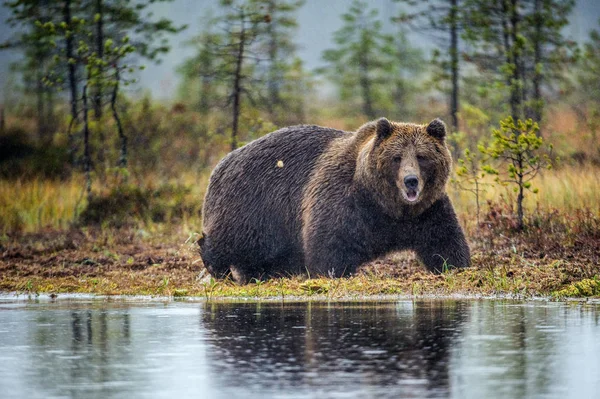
[1,217,598,298]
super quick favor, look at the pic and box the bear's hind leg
[228,256,275,285]
[198,235,233,280]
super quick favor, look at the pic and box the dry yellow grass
[0,172,210,234]
[449,164,600,219]
[0,177,86,233]
[533,165,600,210]
[0,165,598,234]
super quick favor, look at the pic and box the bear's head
[355,117,452,217]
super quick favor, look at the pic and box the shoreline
[2,291,600,304]
[2,224,599,300]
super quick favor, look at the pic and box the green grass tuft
[552,277,600,298]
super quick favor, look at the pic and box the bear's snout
[404,175,419,190]
[401,173,421,203]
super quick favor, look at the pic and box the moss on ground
[552,277,600,298]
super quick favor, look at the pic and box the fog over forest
[1,0,599,100]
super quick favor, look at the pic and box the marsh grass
[450,165,600,211]
[1,165,598,235]
[0,172,209,234]
[0,177,87,233]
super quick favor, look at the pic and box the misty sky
[1,0,599,101]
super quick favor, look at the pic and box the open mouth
[404,189,419,203]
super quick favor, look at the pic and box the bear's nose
[404,175,419,190]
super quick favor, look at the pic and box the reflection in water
[452,302,600,398]
[201,301,467,397]
[0,299,598,399]
[30,305,134,399]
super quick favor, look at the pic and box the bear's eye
[392,155,402,163]
[416,155,427,163]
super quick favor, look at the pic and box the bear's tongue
[407,189,418,202]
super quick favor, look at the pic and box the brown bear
[199,118,470,284]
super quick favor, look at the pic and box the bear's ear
[426,118,446,140]
[376,117,393,140]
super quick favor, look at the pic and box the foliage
[568,20,600,159]
[579,22,600,105]
[1,0,185,175]
[1,0,62,142]
[0,127,69,179]
[78,183,201,228]
[451,147,489,224]
[178,0,308,136]
[251,0,306,123]
[393,0,463,133]
[480,116,554,229]
[452,103,491,151]
[462,0,576,127]
[189,0,268,151]
[178,21,225,114]
[319,0,423,120]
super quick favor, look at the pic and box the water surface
[0,297,598,398]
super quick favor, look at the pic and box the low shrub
[78,183,201,228]
[0,127,70,179]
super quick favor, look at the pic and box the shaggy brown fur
[200,118,470,283]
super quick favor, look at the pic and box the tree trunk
[475,177,480,226]
[36,67,46,143]
[266,0,280,119]
[516,154,524,230]
[199,74,211,115]
[63,0,78,165]
[501,1,516,121]
[45,89,56,140]
[0,105,5,134]
[517,179,524,230]
[83,83,92,202]
[358,50,376,120]
[231,9,246,152]
[509,0,523,122]
[395,78,408,120]
[94,0,104,119]
[530,0,543,132]
[449,0,459,134]
[111,67,127,168]
[94,0,106,164]
[199,34,212,115]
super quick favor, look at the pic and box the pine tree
[1,0,73,145]
[207,0,269,151]
[462,0,576,130]
[480,117,554,230]
[83,0,185,164]
[319,0,398,120]
[2,0,184,197]
[251,0,304,122]
[572,19,600,157]
[178,17,228,115]
[387,27,424,120]
[394,0,463,133]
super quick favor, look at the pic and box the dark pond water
[0,297,599,398]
